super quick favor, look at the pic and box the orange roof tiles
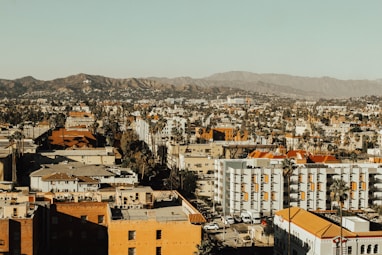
[276,207,356,239]
[308,155,340,164]
[48,128,96,148]
[287,150,308,159]
[247,150,286,159]
[68,112,94,118]
[42,172,76,181]
[188,213,207,224]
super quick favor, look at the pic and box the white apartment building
[215,158,382,217]
[135,117,150,146]
[274,207,382,255]
[214,158,284,216]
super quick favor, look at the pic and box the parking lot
[190,199,273,248]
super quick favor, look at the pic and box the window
[300,191,305,200]
[156,230,162,240]
[128,230,136,240]
[156,247,162,255]
[298,174,303,183]
[367,245,372,254]
[348,246,352,255]
[360,244,365,254]
[271,192,276,201]
[98,215,104,224]
[263,192,269,201]
[128,247,136,255]
[351,181,357,191]
[81,215,87,223]
[374,245,378,254]
[13,208,17,217]
[0,239,4,245]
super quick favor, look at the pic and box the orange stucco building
[108,191,204,255]
[0,206,41,255]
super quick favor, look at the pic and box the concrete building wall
[0,214,39,255]
[180,154,215,175]
[108,219,201,255]
[0,220,10,253]
[50,202,109,255]
[63,155,115,165]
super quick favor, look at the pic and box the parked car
[240,212,252,223]
[203,222,219,230]
[221,215,235,225]
[233,214,242,223]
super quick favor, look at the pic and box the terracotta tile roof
[248,150,268,158]
[77,176,99,183]
[287,150,308,159]
[188,213,207,224]
[275,207,356,239]
[308,155,340,163]
[48,128,96,148]
[248,150,286,159]
[42,172,77,181]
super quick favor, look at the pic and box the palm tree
[282,158,297,255]
[330,178,349,255]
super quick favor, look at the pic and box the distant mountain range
[1,71,381,99]
[151,71,382,99]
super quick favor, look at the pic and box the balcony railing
[370,178,382,184]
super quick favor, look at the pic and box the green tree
[181,171,197,197]
[195,239,222,255]
[330,179,349,255]
[282,158,297,255]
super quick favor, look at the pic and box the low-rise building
[39,147,116,165]
[0,191,41,255]
[274,207,382,255]
[108,190,205,255]
[30,162,138,192]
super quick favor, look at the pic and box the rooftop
[115,206,188,222]
[30,162,115,177]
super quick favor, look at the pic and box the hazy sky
[1,0,381,80]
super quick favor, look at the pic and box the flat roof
[40,148,112,156]
[115,206,188,222]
